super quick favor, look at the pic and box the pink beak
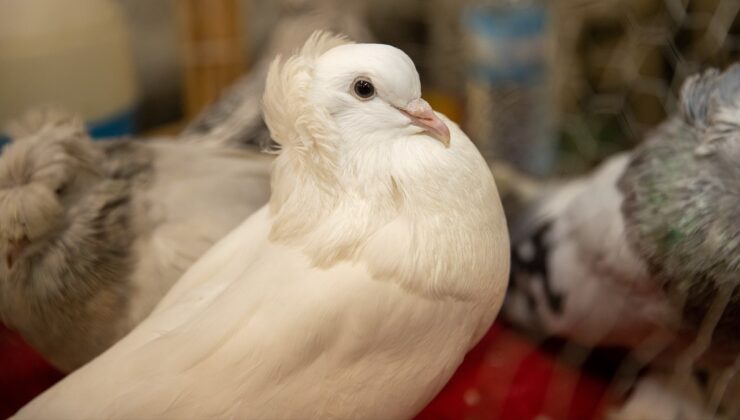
[6,236,29,270]
[399,99,451,147]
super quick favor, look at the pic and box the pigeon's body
[506,154,677,350]
[18,208,494,419]
[0,114,272,372]
[16,33,509,419]
[505,65,740,366]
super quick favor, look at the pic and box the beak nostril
[397,100,452,147]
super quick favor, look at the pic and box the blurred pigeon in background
[504,153,677,354]
[503,64,740,416]
[505,64,740,366]
[0,108,272,373]
[15,32,509,419]
[182,0,374,149]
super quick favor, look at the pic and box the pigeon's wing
[505,153,677,348]
[122,141,273,320]
[16,213,475,420]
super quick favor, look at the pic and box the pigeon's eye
[54,183,67,196]
[352,78,375,100]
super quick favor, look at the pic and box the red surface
[1,322,614,419]
[417,323,615,420]
[0,325,64,419]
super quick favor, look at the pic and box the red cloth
[417,323,614,420]
[0,322,613,419]
[0,326,64,419]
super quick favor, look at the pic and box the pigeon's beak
[6,236,29,270]
[399,99,451,147]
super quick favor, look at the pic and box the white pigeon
[15,32,510,419]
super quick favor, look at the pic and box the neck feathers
[267,120,509,302]
[262,32,509,301]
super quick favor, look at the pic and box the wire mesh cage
[0,0,739,419]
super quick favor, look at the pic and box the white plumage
[16,32,509,419]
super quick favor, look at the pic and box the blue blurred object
[464,6,547,83]
[0,107,136,151]
[463,0,555,176]
[465,6,546,40]
[88,108,136,139]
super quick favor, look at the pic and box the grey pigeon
[505,64,740,368]
[0,109,272,372]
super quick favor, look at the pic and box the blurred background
[1,0,739,418]
[2,0,738,174]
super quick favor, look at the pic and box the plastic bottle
[462,0,554,176]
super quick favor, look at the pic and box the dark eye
[55,183,67,196]
[352,78,375,100]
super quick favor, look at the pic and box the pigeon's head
[620,65,740,349]
[0,109,103,270]
[680,64,740,156]
[262,31,468,232]
[263,32,451,165]
[309,42,450,148]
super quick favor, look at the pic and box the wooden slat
[177,0,247,119]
